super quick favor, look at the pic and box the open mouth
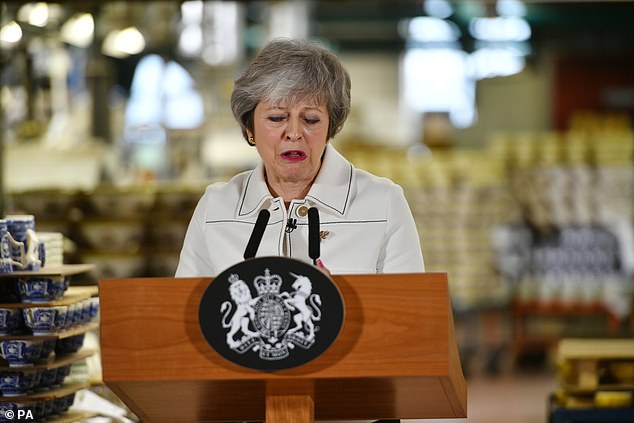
[281,150,307,161]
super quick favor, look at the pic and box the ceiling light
[178,25,203,57]
[18,2,49,28]
[424,0,453,19]
[60,13,94,48]
[496,0,527,17]
[469,16,531,42]
[102,27,145,58]
[407,17,461,43]
[469,47,526,79]
[181,1,203,24]
[0,21,23,45]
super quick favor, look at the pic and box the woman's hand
[316,259,330,275]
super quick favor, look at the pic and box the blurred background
[1,0,633,422]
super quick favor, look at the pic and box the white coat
[175,144,424,277]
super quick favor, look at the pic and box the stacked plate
[35,232,63,267]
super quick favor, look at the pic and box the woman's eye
[268,116,285,122]
[305,118,320,124]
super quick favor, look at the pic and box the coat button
[296,205,308,217]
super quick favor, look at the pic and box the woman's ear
[246,129,255,146]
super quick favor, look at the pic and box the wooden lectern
[100,273,467,423]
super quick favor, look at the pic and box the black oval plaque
[199,257,344,371]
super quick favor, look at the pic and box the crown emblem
[254,268,282,295]
[228,274,241,284]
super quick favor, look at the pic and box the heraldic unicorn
[220,268,322,360]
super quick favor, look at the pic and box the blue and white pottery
[0,220,24,274]
[0,369,41,396]
[37,368,57,390]
[38,243,45,268]
[43,399,55,417]
[52,397,67,415]
[0,259,10,274]
[0,340,44,367]
[55,334,85,356]
[0,219,12,273]
[22,229,41,271]
[0,309,24,336]
[33,400,45,420]
[89,297,100,319]
[39,339,57,360]
[22,306,67,335]
[52,393,74,415]
[17,277,68,303]
[5,215,36,271]
[62,393,75,410]
[5,215,35,243]
[79,299,91,324]
[52,364,71,387]
[64,303,80,329]
[0,281,20,304]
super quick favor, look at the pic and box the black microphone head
[257,208,271,224]
[243,209,270,259]
[308,207,320,261]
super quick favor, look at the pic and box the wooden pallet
[557,338,634,391]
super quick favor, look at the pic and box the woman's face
[250,98,329,187]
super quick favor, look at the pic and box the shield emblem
[199,257,344,371]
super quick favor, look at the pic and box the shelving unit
[0,264,96,279]
[512,300,621,357]
[0,381,90,403]
[0,288,97,310]
[10,186,203,279]
[0,265,98,421]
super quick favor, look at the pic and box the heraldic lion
[221,276,259,348]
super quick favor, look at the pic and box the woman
[176,38,424,277]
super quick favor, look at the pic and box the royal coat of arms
[220,268,322,360]
[199,256,343,371]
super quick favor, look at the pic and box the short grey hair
[231,38,351,144]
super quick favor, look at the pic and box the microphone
[243,209,270,259]
[308,207,320,265]
[285,218,297,233]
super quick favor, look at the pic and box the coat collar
[237,143,353,217]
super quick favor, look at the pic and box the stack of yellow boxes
[551,338,634,422]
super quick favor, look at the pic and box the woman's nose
[285,117,303,141]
